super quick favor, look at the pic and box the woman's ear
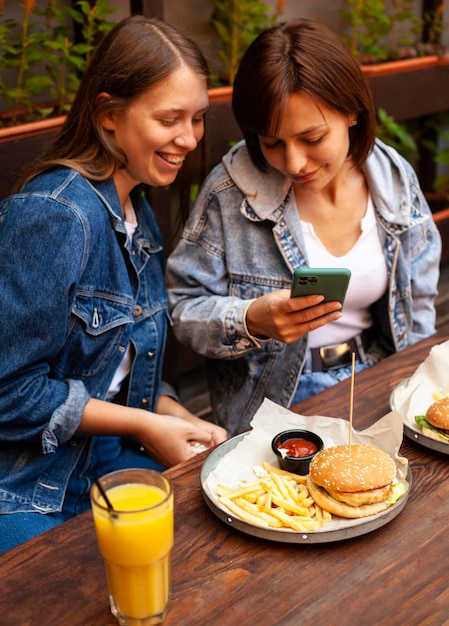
[96,92,116,131]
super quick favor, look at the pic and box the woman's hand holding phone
[245,289,343,343]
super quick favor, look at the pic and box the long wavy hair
[13,15,210,192]
[232,18,377,172]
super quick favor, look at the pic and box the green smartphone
[291,267,351,307]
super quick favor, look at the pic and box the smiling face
[258,92,356,194]
[100,64,209,198]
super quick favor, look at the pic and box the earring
[351,119,357,126]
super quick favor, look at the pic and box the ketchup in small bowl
[271,429,324,475]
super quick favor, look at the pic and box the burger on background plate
[307,443,408,519]
[415,397,449,443]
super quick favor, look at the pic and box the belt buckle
[319,342,352,370]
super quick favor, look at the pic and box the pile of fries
[216,461,331,532]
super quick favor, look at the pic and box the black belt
[310,329,373,372]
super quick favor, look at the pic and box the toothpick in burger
[307,444,408,519]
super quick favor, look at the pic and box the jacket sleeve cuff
[42,379,91,454]
[224,299,271,351]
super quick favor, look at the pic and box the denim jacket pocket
[54,291,134,377]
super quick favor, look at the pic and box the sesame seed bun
[307,444,397,519]
[309,444,396,492]
[425,397,449,431]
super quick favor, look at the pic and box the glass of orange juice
[90,468,173,626]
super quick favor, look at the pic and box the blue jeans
[0,437,163,554]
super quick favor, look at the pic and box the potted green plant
[202,0,284,208]
[0,0,118,198]
[340,0,438,63]
[339,0,449,244]
[210,0,284,88]
[339,0,449,120]
[207,0,284,155]
[0,0,118,132]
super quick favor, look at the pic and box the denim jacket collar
[222,141,290,221]
[89,178,162,255]
[88,178,123,224]
[362,140,413,226]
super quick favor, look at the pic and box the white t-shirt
[300,196,388,348]
[106,220,137,400]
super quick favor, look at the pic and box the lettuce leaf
[414,415,449,441]
[385,481,408,505]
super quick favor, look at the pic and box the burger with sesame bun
[415,397,449,443]
[307,444,406,519]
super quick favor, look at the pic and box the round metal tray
[390,378,449,455]
[200,433,411,544]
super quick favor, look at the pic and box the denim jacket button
[146,351,156,360]
[141,398,150,407]
[134,305,143,316]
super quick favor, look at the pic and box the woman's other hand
[138,412,227,467]
[78,396,227,469]
[138,395,228,467]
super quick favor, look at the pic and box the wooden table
[2,327,449,626]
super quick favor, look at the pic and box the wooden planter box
[360,56,449,267]
[4,53,449,196]
[0,116,65,200]
[362,55,449,122]
[0,76,447,249]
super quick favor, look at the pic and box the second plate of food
[390,378,449,455]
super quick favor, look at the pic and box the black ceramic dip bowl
[271,429,324,475]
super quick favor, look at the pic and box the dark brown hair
[232,18,376,172]
[13,15,210,191]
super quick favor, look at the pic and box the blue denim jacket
[166,139,441,435]
[0,168,169,512]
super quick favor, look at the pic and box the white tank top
[300,196,388,349]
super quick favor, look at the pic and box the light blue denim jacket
[0,168,170,512]
[166,139,441,435]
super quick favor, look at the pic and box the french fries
[432,389,449,401]
[216,461,331,532]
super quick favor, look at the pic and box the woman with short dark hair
[232,18,376,171]
[167,18,441,436]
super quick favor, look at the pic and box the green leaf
[414,415,449,440]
